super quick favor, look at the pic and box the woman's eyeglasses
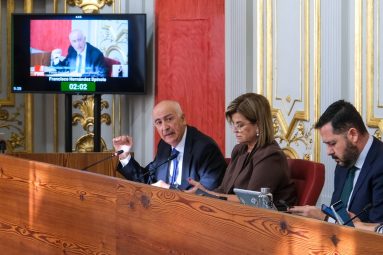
[230,122,252,131]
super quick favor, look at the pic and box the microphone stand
[343,203,372,226]
[146,164,156,184]
[82,150,123,171]
[142,153,178,184]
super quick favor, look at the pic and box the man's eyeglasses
[154,115,176,128]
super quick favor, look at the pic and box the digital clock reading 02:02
[61,81,96,92]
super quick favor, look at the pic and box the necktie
[170,148,180,184]
[339,166,357,207]
[77,54,82,73]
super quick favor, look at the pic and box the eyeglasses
[230,122,252,131]
[153,115,176,128]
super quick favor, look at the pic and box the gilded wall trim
[0,0,15,106]
[256,0,264,94]
[267,0,313,159]
[366,0,383,137]
[54,95,59,152]
[282,147,299,159]
[0,107,24,151]
[24,0,33,12]
[25,95,33,152]
[266,0,272,99]
[66,0,113,13]
[314,0,321,162]
[355,0,362,111]
[73,95,111,152]
[366,0,382,131]
[24,0,33,152]
[366,0,375,126]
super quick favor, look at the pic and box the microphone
[81,149,124,171]
[278,200,291,211]
[143,153,178,184]
[114,150,125,156]
[0,140,6,153]
[342,203,372,226]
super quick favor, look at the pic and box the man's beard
[339,139,359,168]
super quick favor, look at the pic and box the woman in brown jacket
[187,93,297,207]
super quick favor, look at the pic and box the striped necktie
[77,54,82,73]
[170,148,180,184]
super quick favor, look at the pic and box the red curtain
[30,20,71,55]
[155,0,225,153]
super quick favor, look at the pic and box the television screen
[12,13,146,94]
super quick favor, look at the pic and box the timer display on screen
[61,81,95,92]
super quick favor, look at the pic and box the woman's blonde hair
[225,93,274,149]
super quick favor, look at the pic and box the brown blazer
[215,141,296,206]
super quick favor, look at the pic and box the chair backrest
[104,57,121,76]
[31,51,51,67]
[287,159,325,206]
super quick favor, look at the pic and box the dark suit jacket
[331,137,383,222]
[215,142,297,206]
[118,126,227,190]
[61,42,107,77]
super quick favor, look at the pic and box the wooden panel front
[8,152,120,177]
[0,155,382,254]
[0,155,118,254]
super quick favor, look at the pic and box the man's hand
[151,180,170,189]
[350,212,379,232]
[348,212,377,231]
[112,135,132,160]
[51,48,63,65]
[288,205,326,220]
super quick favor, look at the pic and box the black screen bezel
[11,13,146,94]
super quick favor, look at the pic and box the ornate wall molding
[0,106,24,151]
[256,0,264,95]
[366,0,383,136]
[0,0,15,106]
[313,0,321,162]
[355,0,363,112]
[73,95,111,152]
[66,0,113,13]
[266,0,317,160]
[275,119,313,160]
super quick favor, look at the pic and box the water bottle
[259,187,277,210]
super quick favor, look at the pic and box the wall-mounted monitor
[12,13,146,94]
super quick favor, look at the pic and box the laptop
[234,188,277,210]
[234,188,263,207]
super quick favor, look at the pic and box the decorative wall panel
[266,0,319,160]
[366,0,383,138]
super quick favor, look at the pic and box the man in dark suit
[112,100,226,190]
[290,100,383,223]
[54,29,107,77]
